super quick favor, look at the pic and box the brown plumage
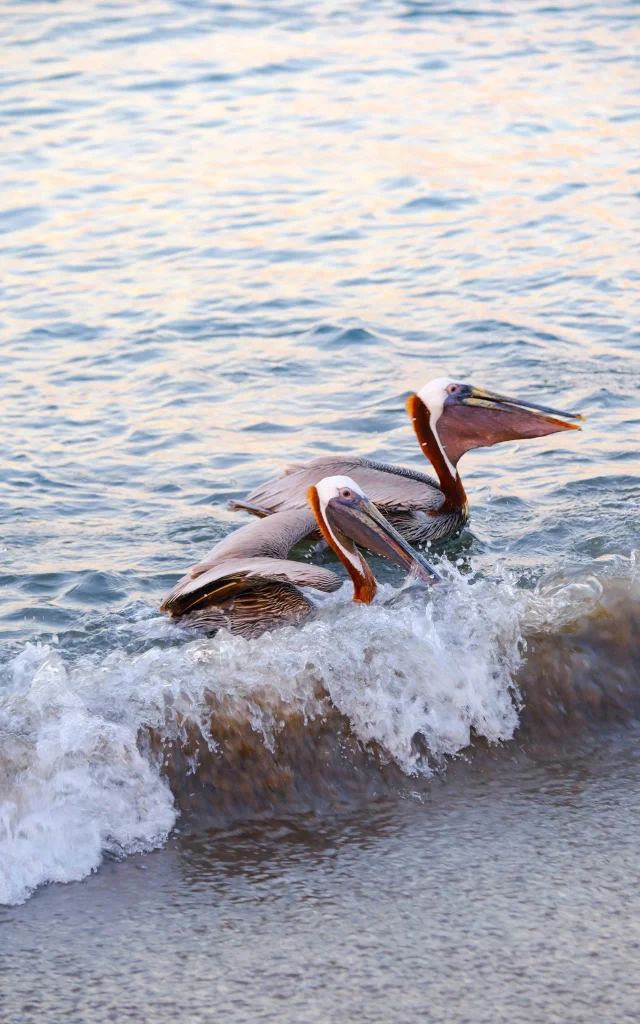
[229,456,461,546]
[161,476,440,638]
[229,378,582,546]
[160,509,340,636]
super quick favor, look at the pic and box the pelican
[161,476,439,638]
[229,377,583,545]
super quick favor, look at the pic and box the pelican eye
[339,488,353,499]
[446,383,462,395]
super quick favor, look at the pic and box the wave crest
[2,561,640,905]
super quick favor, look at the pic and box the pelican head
[407,376,583,477]
[308,475,440,603]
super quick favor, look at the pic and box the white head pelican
[229,377,583,545]
[161,476,439,638]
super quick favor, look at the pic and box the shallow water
[4,741,640,1024]
[1,0,639,1019]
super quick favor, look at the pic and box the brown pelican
[161,476,439,638]
[229,377,583,545]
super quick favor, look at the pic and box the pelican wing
[178,581,317,640]
[160,556,341,617]
[233,456,443,516]
[188,507,317,581]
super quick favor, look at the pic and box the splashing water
[0,572,523,905]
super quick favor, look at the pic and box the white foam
[0,570,525,905]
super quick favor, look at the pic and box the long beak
[460,386,584,429]
[326,497,440,585]
[428,384,585,465]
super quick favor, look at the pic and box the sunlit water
[1,0,639,1019]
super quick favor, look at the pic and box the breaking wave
[2,554,639,906]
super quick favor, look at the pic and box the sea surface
[1,0,639,1020]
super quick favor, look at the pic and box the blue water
[1,0,640,1020]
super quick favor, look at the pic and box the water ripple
[1,0,640,912]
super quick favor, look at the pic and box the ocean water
[1,0,639,1020]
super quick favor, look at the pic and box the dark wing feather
[179,580,315,639]
[160,556,341,617]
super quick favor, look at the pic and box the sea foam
[0,570,525,905]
